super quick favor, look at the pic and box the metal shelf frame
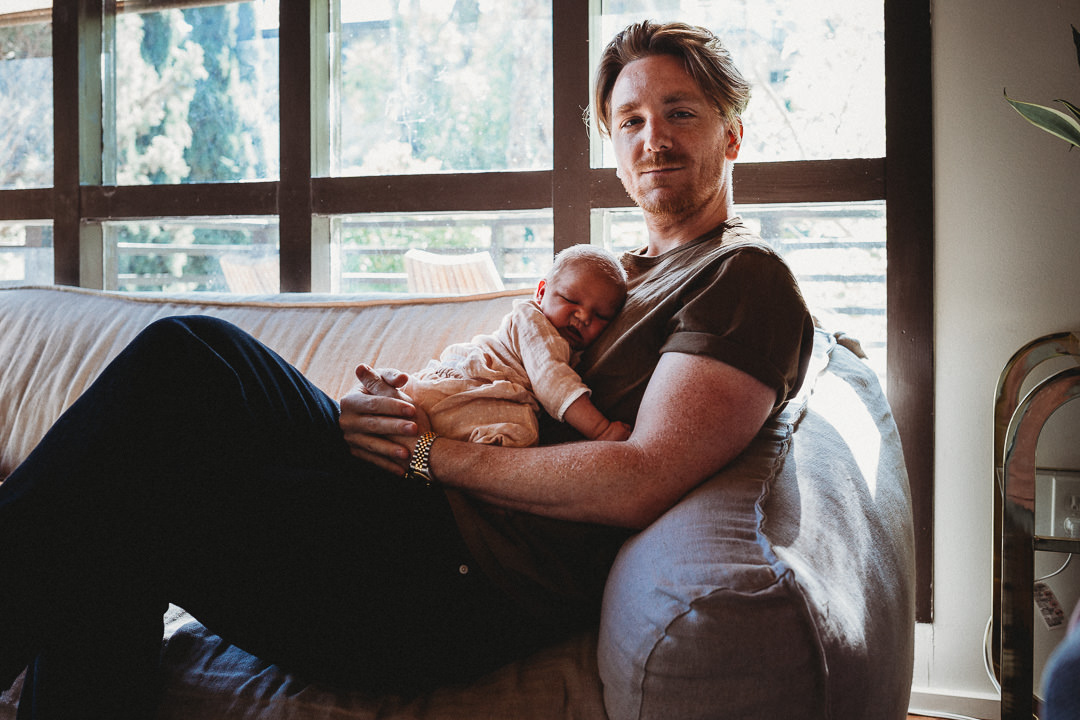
[993,331,1080,719]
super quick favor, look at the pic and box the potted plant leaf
[1004,24,1080,150]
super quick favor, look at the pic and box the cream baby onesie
[403,299,590,446]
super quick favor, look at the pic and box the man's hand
[339,364,429,473]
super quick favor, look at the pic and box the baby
[402,244,630,447]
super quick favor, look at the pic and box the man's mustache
[633,154,686,173]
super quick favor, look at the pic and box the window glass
[330,211,554,294]
[596,201,887,382]
[110,1,279,185]
[0,221,53,286]
[104,217,279,292]
[595,0,884,164]
[0,12,53,189]
[334,1,553,176]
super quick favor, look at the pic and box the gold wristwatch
[405,431,439,486]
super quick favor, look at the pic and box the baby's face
[535,264,624,351]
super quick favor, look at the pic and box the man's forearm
[426,352,776,531]
[429,435,660,528]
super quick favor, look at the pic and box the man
[339,15,813,665]
[0,21,812,718]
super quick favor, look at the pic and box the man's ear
[535,279,547,303]
[724,119,744,160]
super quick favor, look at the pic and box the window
[0,4,53,190]
[0,221,53,287]
[595,1,885,164]
[108,0,280,186]
[333,2,552,176]
[0,0,933,620]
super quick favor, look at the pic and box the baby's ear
[535,279,547,302]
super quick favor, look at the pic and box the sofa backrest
[0,286,526,478]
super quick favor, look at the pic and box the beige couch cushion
[0,286,529,478]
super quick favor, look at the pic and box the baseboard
[908,688,1001,720]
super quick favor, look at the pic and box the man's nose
[643,119,672,153]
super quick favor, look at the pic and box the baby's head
[535,245,627,351]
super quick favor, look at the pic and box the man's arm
[341,352,774,529]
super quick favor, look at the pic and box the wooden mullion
[312,172,552,216]
[589,158,888,209]
[52,1,81,285]
[80,182,278,219]
[0,189,54,221]
[886,0,935,623]
[551,0,591,254]
[277,0,313,292]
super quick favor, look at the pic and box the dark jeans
[0,316,548,719]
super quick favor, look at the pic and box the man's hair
[548,244,627,294]
[592,20,751,138]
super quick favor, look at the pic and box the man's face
[535,264,624,351]
[608,54,741,219]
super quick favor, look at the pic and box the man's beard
[623,152,726,219]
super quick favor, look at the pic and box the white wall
[911,1,1080,717]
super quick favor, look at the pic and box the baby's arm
[563,394,632,441]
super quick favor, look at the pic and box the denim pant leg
[1,315,548,717]
[0,315,349,716]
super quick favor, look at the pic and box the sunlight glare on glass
[596,0,885,164]
[334,0,553,176]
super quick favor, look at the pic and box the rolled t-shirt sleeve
[659,248,814,410]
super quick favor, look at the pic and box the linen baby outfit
[403,299,590,447]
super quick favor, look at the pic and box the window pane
[105,217,278,293]
[111,1,279,185]
[334,1,553,176]
[595,201,887,382]
[331,211,554,295]
[0,222,53,286]
[595,0,884,163]
[0,15,53,189]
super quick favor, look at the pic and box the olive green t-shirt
[445,219,815,631]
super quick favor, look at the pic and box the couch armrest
[597,330,915,720]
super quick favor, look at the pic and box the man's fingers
[339,392,416,431]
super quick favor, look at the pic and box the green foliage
[1005,24,1080,150]
[0,22,53,187]
[338,0,552,174]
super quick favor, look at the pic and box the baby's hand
[596,420,632,442]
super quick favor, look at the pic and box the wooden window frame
[0,0,934,620]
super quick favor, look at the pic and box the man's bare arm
[340,352,775,529]
[427,352,774,528]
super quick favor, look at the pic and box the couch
[0,285,915,719]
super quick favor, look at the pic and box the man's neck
[642,194,734,257]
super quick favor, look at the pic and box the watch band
[405,431,439,486]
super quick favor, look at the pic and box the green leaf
[1058,98,1080,124]
[1004,90,1080,148]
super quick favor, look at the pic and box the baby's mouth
[562,326,583,348]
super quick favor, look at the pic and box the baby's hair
[548,244,627,293]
